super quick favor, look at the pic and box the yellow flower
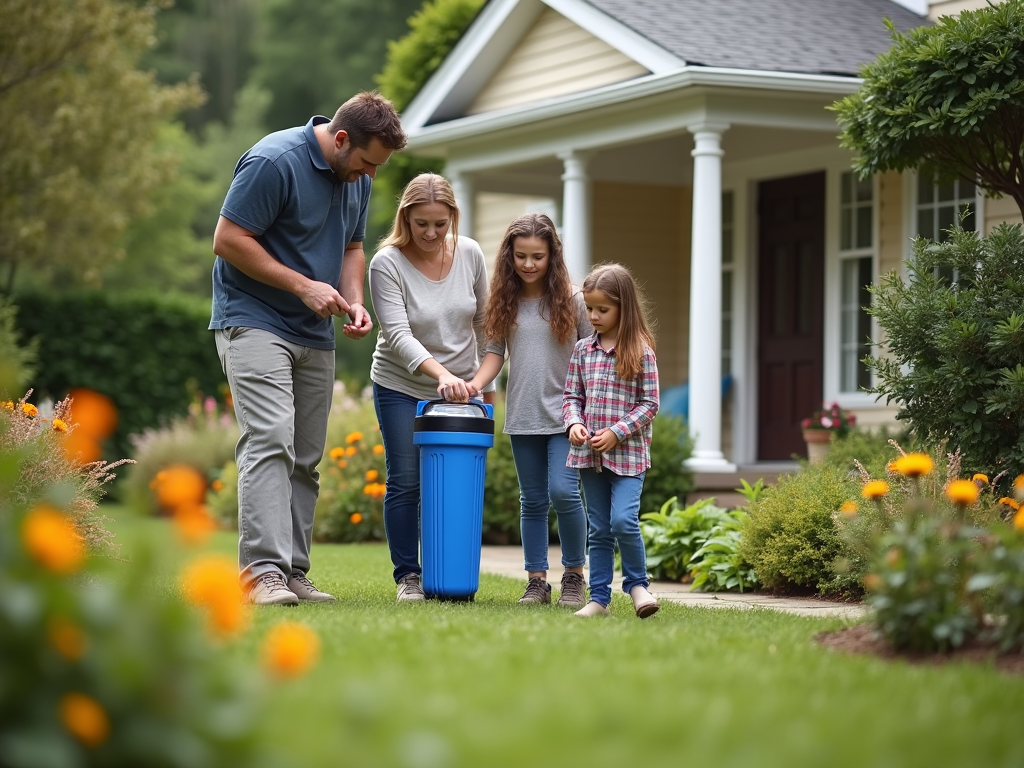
[373,444,385,455]
[839,500,858,517]
[945,479,980,506]
[363,483,375,496]
[59,693,109,747]
[1015,507,1024,530]
[345,446,357,457]
[262,621,320,679]
[345,431,363,444]
[365,469,379,482]
[153,465,207,511]
[1,400,13,410]
[350,512,363,525]
[49,618,87,661]
[890,452,934,478]
[180,555,248,637]
[173,504,217,545]
[68,389,117,439]
[51,418,69,433]
[329,447,346,460]
[21,402,38,417]
[972,473,989,485]
[1014,475,1024,502]
[998,497,1020,511]
[337,459,347,469]
[861,480,890,500]
[211,479,224,492]
[22,505,85,574]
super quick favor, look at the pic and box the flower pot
[802,428,831,464]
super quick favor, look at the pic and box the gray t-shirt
[369,238,489,401]
[484,291,591,434]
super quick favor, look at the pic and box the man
[211,91,406,605]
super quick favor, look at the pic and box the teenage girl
[563,263,660,619]
[468,213,592,608]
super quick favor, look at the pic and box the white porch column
[559,150,592,283]
[685,124,735,472]
[449,171,475,239]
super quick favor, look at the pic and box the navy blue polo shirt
[210,116,371,349]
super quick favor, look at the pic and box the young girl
[468,213,592,608]
[563,263,660,619]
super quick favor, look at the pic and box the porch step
[685,463,798,509]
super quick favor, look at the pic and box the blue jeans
[372,383,423,582]
[579,469,649,607]
[509,434,587,573]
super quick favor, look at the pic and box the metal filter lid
[413,400,495,434]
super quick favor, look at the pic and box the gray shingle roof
[583,0,928,76]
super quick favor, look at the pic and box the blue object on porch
[660,375,732,421]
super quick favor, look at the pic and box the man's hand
[341,302,373,339]
[299,280,351,319]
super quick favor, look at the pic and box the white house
[397,0,1023,488]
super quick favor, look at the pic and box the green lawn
[112,514,1023,768]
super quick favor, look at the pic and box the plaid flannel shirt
[562,335,659,476]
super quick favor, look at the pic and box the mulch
[816,624,1024,675]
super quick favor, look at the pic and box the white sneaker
[247,571,299,606]
[288,573,336,602]
[574,601,610,618]
[630,585,660,619]
[397,573,425,601]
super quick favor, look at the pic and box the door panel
[757,172,826,460]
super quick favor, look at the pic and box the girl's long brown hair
[582,263,656,380]
[484,213,576,345]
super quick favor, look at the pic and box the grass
[107,510,1023,768]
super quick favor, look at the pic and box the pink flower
[820,416,833,428]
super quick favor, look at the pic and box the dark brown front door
[757,171,825,460]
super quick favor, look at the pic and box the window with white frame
[839,172,873,393]
[916,165,976,284]
[721,191,734,378]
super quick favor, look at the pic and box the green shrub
[13,290,226,466]
[740,464,858,596]
[482,400,522,544]
[688,510,758,593]
[867,223,1024,485]
[823,426,911,479]
[121,394,239,517]
[0,296,36,397]
[640,413,694,516]
[640,496,731,582]
[979,524,1024,652]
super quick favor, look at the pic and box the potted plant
[801,402,856,463]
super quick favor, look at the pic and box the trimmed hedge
[12,290,225,465]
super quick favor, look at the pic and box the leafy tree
[373,0,486,233]
[0,0,204,293]
[832,0,1024,218]
[867,224,1024,480]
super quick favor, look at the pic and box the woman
[368,172,492,601]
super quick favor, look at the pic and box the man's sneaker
[397,573,425,601]
[518,577,552,604]
[288,573,337,602]
[556,571,587,608]
[247,571,299,606]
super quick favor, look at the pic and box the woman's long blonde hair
[582,263,655,380]
[378,172,459,251]
[484,212,576,345]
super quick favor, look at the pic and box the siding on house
[984,195,1024,234]
[466,8,650,116]
[472,192,556,275]
[877,170,904,277]
[928,0,996,19]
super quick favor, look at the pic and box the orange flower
[885,548,901,567]
[262,621,321,679]
[972,473,989,485]
[345,446,357,457]
[180,555,248,637]
[1015,507,1024,530]
[1014,475,1024,502]
[51,418,69,433]
[329,447,346,460]
[998,497,1020,511]
[373,444,384,455]
[62,431,102,464]
[173,504,217,545]
[68,389,117,439]
[365,469,379,482]
[945,479,979,506]
[153,465,207,510]
[49,618,87,661]
[59,693,109,747]
[890,452,934,478]
[21,402,38,417]
[862,573,883,591]
[337,459,347,469]
[861,480,890,500]
[211,479,224,492]
[345,431,363,444]
[1,400,13,410]
[839,500,858,517]
[22,505,85,573]
[350,512,363,525]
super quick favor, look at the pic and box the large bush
[640,413,694,515]
[867,224,1024,483]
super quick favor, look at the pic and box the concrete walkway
[480,546,869,620]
